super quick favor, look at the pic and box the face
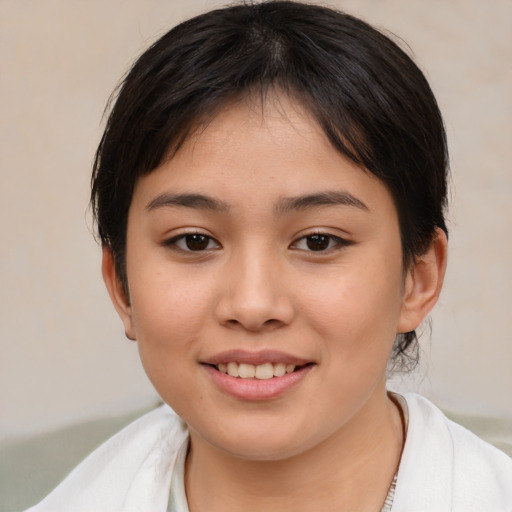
[105,95,434,461]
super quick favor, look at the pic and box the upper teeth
[217,362,296,379]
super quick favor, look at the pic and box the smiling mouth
[212,362,311,379]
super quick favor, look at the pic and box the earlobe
[397,228,448,334]
[101,246,136,341]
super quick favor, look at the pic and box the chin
[218,438,310,462]
[189,417,325,462]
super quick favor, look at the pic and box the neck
[185,389,404,512]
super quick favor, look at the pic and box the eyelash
[290,232,351,252]
[163,231,351,254]
[164,232,221,253]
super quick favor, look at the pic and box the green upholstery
[0,407,154,512]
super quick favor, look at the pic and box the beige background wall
[1,0,511,441]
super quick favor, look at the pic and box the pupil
[306,234,329,251]
[186,234,209,251]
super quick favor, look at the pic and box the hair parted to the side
[91,1,449,370]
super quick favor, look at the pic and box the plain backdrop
[1,0,511,441]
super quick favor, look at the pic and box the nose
[214,247,295,332]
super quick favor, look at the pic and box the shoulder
[24,405,189,512]
[392,393,512,512]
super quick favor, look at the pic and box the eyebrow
[145,190,368,215]
[146,193,230,212]
[275,191,369,214]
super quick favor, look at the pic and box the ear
[397,228,448,334]
[101,246,136,341]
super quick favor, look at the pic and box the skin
[103,93,447,512]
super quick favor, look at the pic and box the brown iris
[184,234,210,251]
[306,234,331,251]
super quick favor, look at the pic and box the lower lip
[203,364,314,401]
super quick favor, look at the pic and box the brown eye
[291,232,350,253]
[166,233,221,252]
[306,234,331,251]
[184,234,210,251]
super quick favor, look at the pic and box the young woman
[25,2,512,511]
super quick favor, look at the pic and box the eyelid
[290,231,353,252]
[162,230,221,253]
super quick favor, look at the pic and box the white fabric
[167,438,189,512]
[24,406,188,512]
[393,394,512,511]
[24,394,512,512]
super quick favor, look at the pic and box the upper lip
[203,349,312,366]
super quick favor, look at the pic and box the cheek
[131,261,214,330]
[298,255,404,352]
[127,268,215,379]
[130,279,210,410]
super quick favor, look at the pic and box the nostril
[215,292,294,331]
[223,317,284,332]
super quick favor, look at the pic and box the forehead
[130,94,397,222]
